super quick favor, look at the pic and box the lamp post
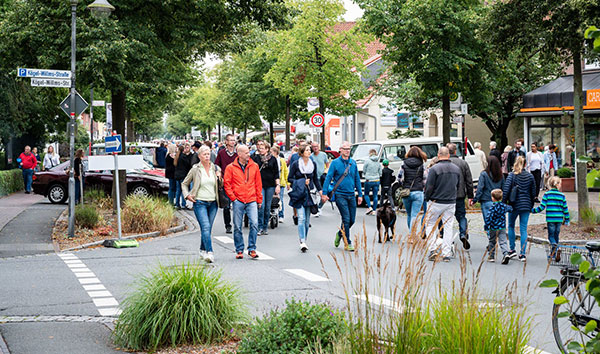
[67,0,115,238]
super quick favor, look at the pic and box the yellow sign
[588,89,600,109]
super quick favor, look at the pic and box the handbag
[508,173,519,205]
[398,165,422,199]
[214,165,228,208]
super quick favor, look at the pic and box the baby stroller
[269,196,281,229]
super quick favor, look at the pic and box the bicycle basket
[545,244,600,267]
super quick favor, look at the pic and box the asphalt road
[0,196,561,353]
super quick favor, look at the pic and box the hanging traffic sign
[59,91,89,117]
[30,78,70,88]
[105,135,122,154]
[17,68,71,79]
[310,113,325,128]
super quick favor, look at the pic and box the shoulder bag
[327,164,351,201]
[397,165,422,199]
[508,173,519,206]
[213,165,228,208]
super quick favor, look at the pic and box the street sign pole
[89,85,93,156]
[67,1,77,238]
[114,151,122,240]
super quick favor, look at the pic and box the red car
[325,150,340,160]
[33,160,169,204]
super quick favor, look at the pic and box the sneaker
[293,216,298,225]
[236,252,243,259]
[460,236,471,250]
[205,252,214,263]
[428,251,437,261]
[487,255,495,263]
[300,242,308,253]
[519,255,526,262]
[315,211,321,217]
[279,218,284,223]
[365,208,373,215]
[248,250,259,259]
[199,250,207,259]
[262,229,269,235]
[225,226,232,234]
[508,250,517,259]
[257,230,263,236]
[25,191,30,194]
[501,254,510,265]
[442,256,451,262]
[345,244,355,252]
[334,231,342,248]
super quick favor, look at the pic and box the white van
[350,137,482,185]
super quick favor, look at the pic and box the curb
[525,235,590,246]
[0,329,9,354]
[61,212,190,252]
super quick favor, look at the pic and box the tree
[357,0,485,144]
[264,0,369,150]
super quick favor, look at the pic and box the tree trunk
[269,121,274,146]
[285,95,291,150]
[126,117,134,142]
[244,124,247,143]
[319,96,325,151]
[442,92,450,145]
[572,50,589,222]
[111,90,127,212]
[218,123,221,142]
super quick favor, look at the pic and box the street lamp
[67,0,115,238]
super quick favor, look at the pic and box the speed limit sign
[310,113,325,128]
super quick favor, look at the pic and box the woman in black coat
[288,145,322,253]
[174,143,193,209]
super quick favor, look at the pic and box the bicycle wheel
[552,275,600,352]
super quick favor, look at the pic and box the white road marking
[58,253,121,317]
[353,294,405,312]
[284,269,330,282]
[255,251,274,260]
[215,236,234,244]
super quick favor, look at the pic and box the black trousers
[531,169,542,198]
[223,195,232,228]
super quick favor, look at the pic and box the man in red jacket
[19,146,37,194]
[224,144,263,259]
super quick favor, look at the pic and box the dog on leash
[376,199,396,243]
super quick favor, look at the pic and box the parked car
[325,150,340,160]
[32,159,169,204]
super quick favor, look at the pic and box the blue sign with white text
[105,135,122,153]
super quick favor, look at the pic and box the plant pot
[560,177,575,192]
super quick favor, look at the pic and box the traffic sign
[452,115,464,124]
[17,68,71,79]
[30,78,70,88]
[310,113,325,128]
[59,91,89,117]
[105,135,122,153]
[92,100,105,107]
[461,103,469,115]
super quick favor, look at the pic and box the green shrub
[75,204,99,228]
[556,167,573,178]
[84,187,113,209]
[113,263,246,351]
[0,169,24,196]
[238,300,347,354]
[122,195,174,234]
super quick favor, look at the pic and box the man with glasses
[322,141,363,251]
[215,134,238,233]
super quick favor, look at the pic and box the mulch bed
[528,222,600,241]
[52,208,179,250]
[150,340,239,354]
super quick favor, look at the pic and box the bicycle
[549,241,600,353]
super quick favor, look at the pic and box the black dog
[376,199,396,243]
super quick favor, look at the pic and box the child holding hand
[532,176,570,261]
[486,189,513,264]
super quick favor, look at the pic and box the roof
[521,71,600,113]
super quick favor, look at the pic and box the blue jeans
[508,211,530,256]
[335,194,356,246]
[278,188,285,218]
[402,191,424,229]
[193,200,217,252]
[547,222,561,256]
[233,200,258,253]
[364,182,379,210]
[22,168,33,192]
[455,198,467,239]
[168,178,177,205]
[480,201,493,231]
[258,186,275,231]
[75,177,84,204]
[175,179,186,208]
[296,205,311,242]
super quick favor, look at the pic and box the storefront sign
[587,89,600,109]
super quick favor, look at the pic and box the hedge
[0,169,24,196]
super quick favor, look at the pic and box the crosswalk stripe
[284,269,330,282]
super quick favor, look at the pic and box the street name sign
[17,68,71,79]
[30,78,70,88]
[92,100,106,107]
[310,113,325,128]
[105,135,122,154]
[452,115,464,124]
[59,91,89,117]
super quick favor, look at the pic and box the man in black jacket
[489,141,502,161]
[380,160,396,207]
[507,139,526,172]
[424,147,461,262]
[448,143,474,250]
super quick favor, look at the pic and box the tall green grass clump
[113,262,246,351]
[237,299,347,354]
[122,194,174,234]
[0,169,24,196]
[74,204,99,228]
[581,207,600,232]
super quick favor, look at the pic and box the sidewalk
[563,191,600,210]
[0,192,63,258]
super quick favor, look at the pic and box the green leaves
[540,279,559,288]
[554,296,569,305]
[571,252,584,266]
[585,26,600,53]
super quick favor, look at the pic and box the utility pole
[67,0,78,238]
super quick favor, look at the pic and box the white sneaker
[365,208,373,215]
[300,242,308,253]
[199,250,207,260]
[279,217,284,223]
[315,211,321,217]
[204,252,214,263]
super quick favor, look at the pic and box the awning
[519,71,600,114]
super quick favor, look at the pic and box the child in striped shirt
[532,176,570,260]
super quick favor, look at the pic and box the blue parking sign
[105,135,122,153]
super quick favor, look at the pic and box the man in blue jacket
[322,141,363,251]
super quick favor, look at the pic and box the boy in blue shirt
[487,189,513,264]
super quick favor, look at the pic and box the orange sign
[588,89,600,109]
